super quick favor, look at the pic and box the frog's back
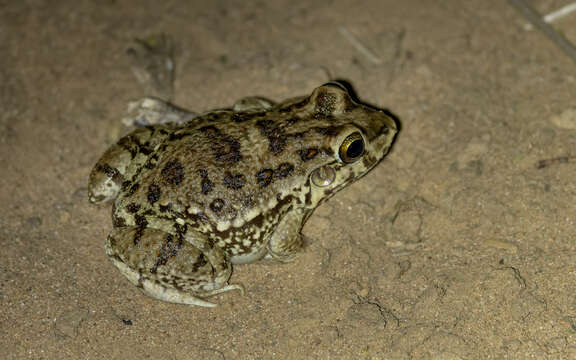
[114,104,331,234]
[113,83,395,241]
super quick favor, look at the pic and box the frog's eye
[339,132,365,163]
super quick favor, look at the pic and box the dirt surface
[2,0,576,358]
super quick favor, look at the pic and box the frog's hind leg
[89,98,198,204]
[106,227,243,307]
[88,124,176,204]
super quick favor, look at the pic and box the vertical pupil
[347,139,364,158]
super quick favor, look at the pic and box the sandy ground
[2,0,576,358]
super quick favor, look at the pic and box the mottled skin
[88,83,397,307]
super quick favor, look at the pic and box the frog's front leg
[106,226,243,307]
[265,208,307,263]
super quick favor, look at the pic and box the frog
[88,82,397,307]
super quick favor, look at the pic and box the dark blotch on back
[125,183,140,196]
[117,136,139,159]
[134,214,148,227]
[139,144,154,156]
[256,119,287,155]
[198,169,213,194]
[199,125,219,137]
[132,215,149,246]
[223,172,246,190]
[200,125,242,164]
[201,179,213,195]
[256,169,274,188]
[144,154,158,169]
[112,213,126,227]
[161,160,185,185]
[126,203,141,213]
[147,183,161,205]
[210,198,225,213]
[298,148,318,162]
[173,222,187,236]
[276,163,294,179]
[214,138,241,163]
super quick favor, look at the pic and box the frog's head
[295,83,398,208]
